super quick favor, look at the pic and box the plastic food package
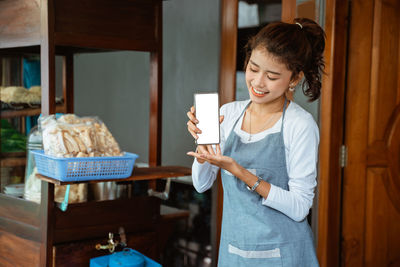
[0,86,41,104]
[40,114,123,158]
[24,167,87,203]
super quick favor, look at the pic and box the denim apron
[218,100,319,267]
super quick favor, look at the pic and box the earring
[289,84,295,92]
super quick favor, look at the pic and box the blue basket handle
[57,184,70,212]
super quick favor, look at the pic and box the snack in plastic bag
[40,114,123,158]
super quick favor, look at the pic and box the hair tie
[295,22,303,29]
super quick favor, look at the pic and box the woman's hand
[186,106,201,140]
[186,106,224,164]
[186,105,206,163]
[187,144,237,172]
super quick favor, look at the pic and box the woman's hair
[244,18,326,102]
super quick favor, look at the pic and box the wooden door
[341,0,400,266]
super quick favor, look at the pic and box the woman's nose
[253,73,265,88]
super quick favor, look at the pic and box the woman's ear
[290,71,304,87]
[286,71,304,100]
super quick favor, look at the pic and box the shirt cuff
[262,183,278,206]
[192,158,217,193]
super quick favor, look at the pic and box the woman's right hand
[186,106,224,164]
[187,106,207,163]
[187,106,201,140]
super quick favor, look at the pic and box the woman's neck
[249,97,286,116]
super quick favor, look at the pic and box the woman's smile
[251,86,269,97]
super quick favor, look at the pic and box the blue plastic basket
[90,249,162,267]
[32,150,138,182]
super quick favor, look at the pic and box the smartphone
[194,92,220,145]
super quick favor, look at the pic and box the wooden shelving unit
[37,166,192,185]
[0,103,66,119]
[0,157,26,167]
[0,1,190,266]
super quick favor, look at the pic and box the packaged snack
[40,114,123,158]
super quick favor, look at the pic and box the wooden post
[40,0,55,116]
[317,0,349,266]
[40,0,56,265]
[149,1,163,189]
[63,54,74,113]
[281,0,297,22]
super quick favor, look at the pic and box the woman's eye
[267,76,278,81]
[250,67,258,72]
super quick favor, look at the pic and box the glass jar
[23,125,42,203]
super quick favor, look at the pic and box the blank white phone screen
[195,93,220,145]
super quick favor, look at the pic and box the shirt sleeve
[192,159,220,193]
[262,114,319,222]
[191,103,231,193]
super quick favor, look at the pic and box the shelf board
[0,157,26,167]
[0,104,66,119]
[0,152,26,158]
[0,45,113,56]
[36,166,192,186]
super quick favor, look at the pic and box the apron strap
[231,98,288,135]
[280,98,288,133]
[231,100,251,131]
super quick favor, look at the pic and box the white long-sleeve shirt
[191,100,319,222]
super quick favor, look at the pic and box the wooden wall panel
[0,195,40,227]
[0,229,40,267]
[340,0,374,265]
[54,0,156,40]
[364,169,388,266]
[364,169,400,267]
[0,0,40,48]
[341,0,400,266]
[368,0,400,144]
[54,231,158,267]
[53,0,158,51]
[54,197,160,244]
[398,30,400,103]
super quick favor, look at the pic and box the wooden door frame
[217,0,349,266]
[214,0,237,265]
[317,0,349,266]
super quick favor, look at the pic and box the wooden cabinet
[0,0,190,266]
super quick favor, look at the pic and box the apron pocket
[227,243,283,266]
[228,244,280,258]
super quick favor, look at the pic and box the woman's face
[245,48,294,105]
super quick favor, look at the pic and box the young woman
[186,18,325,266]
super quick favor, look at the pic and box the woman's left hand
[187,144,236,171]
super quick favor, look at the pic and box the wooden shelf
[36,166,192,186]
[0,152,26,157]
[0,152,27,167]
[0,104,66,119]
[0,157,26,167]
